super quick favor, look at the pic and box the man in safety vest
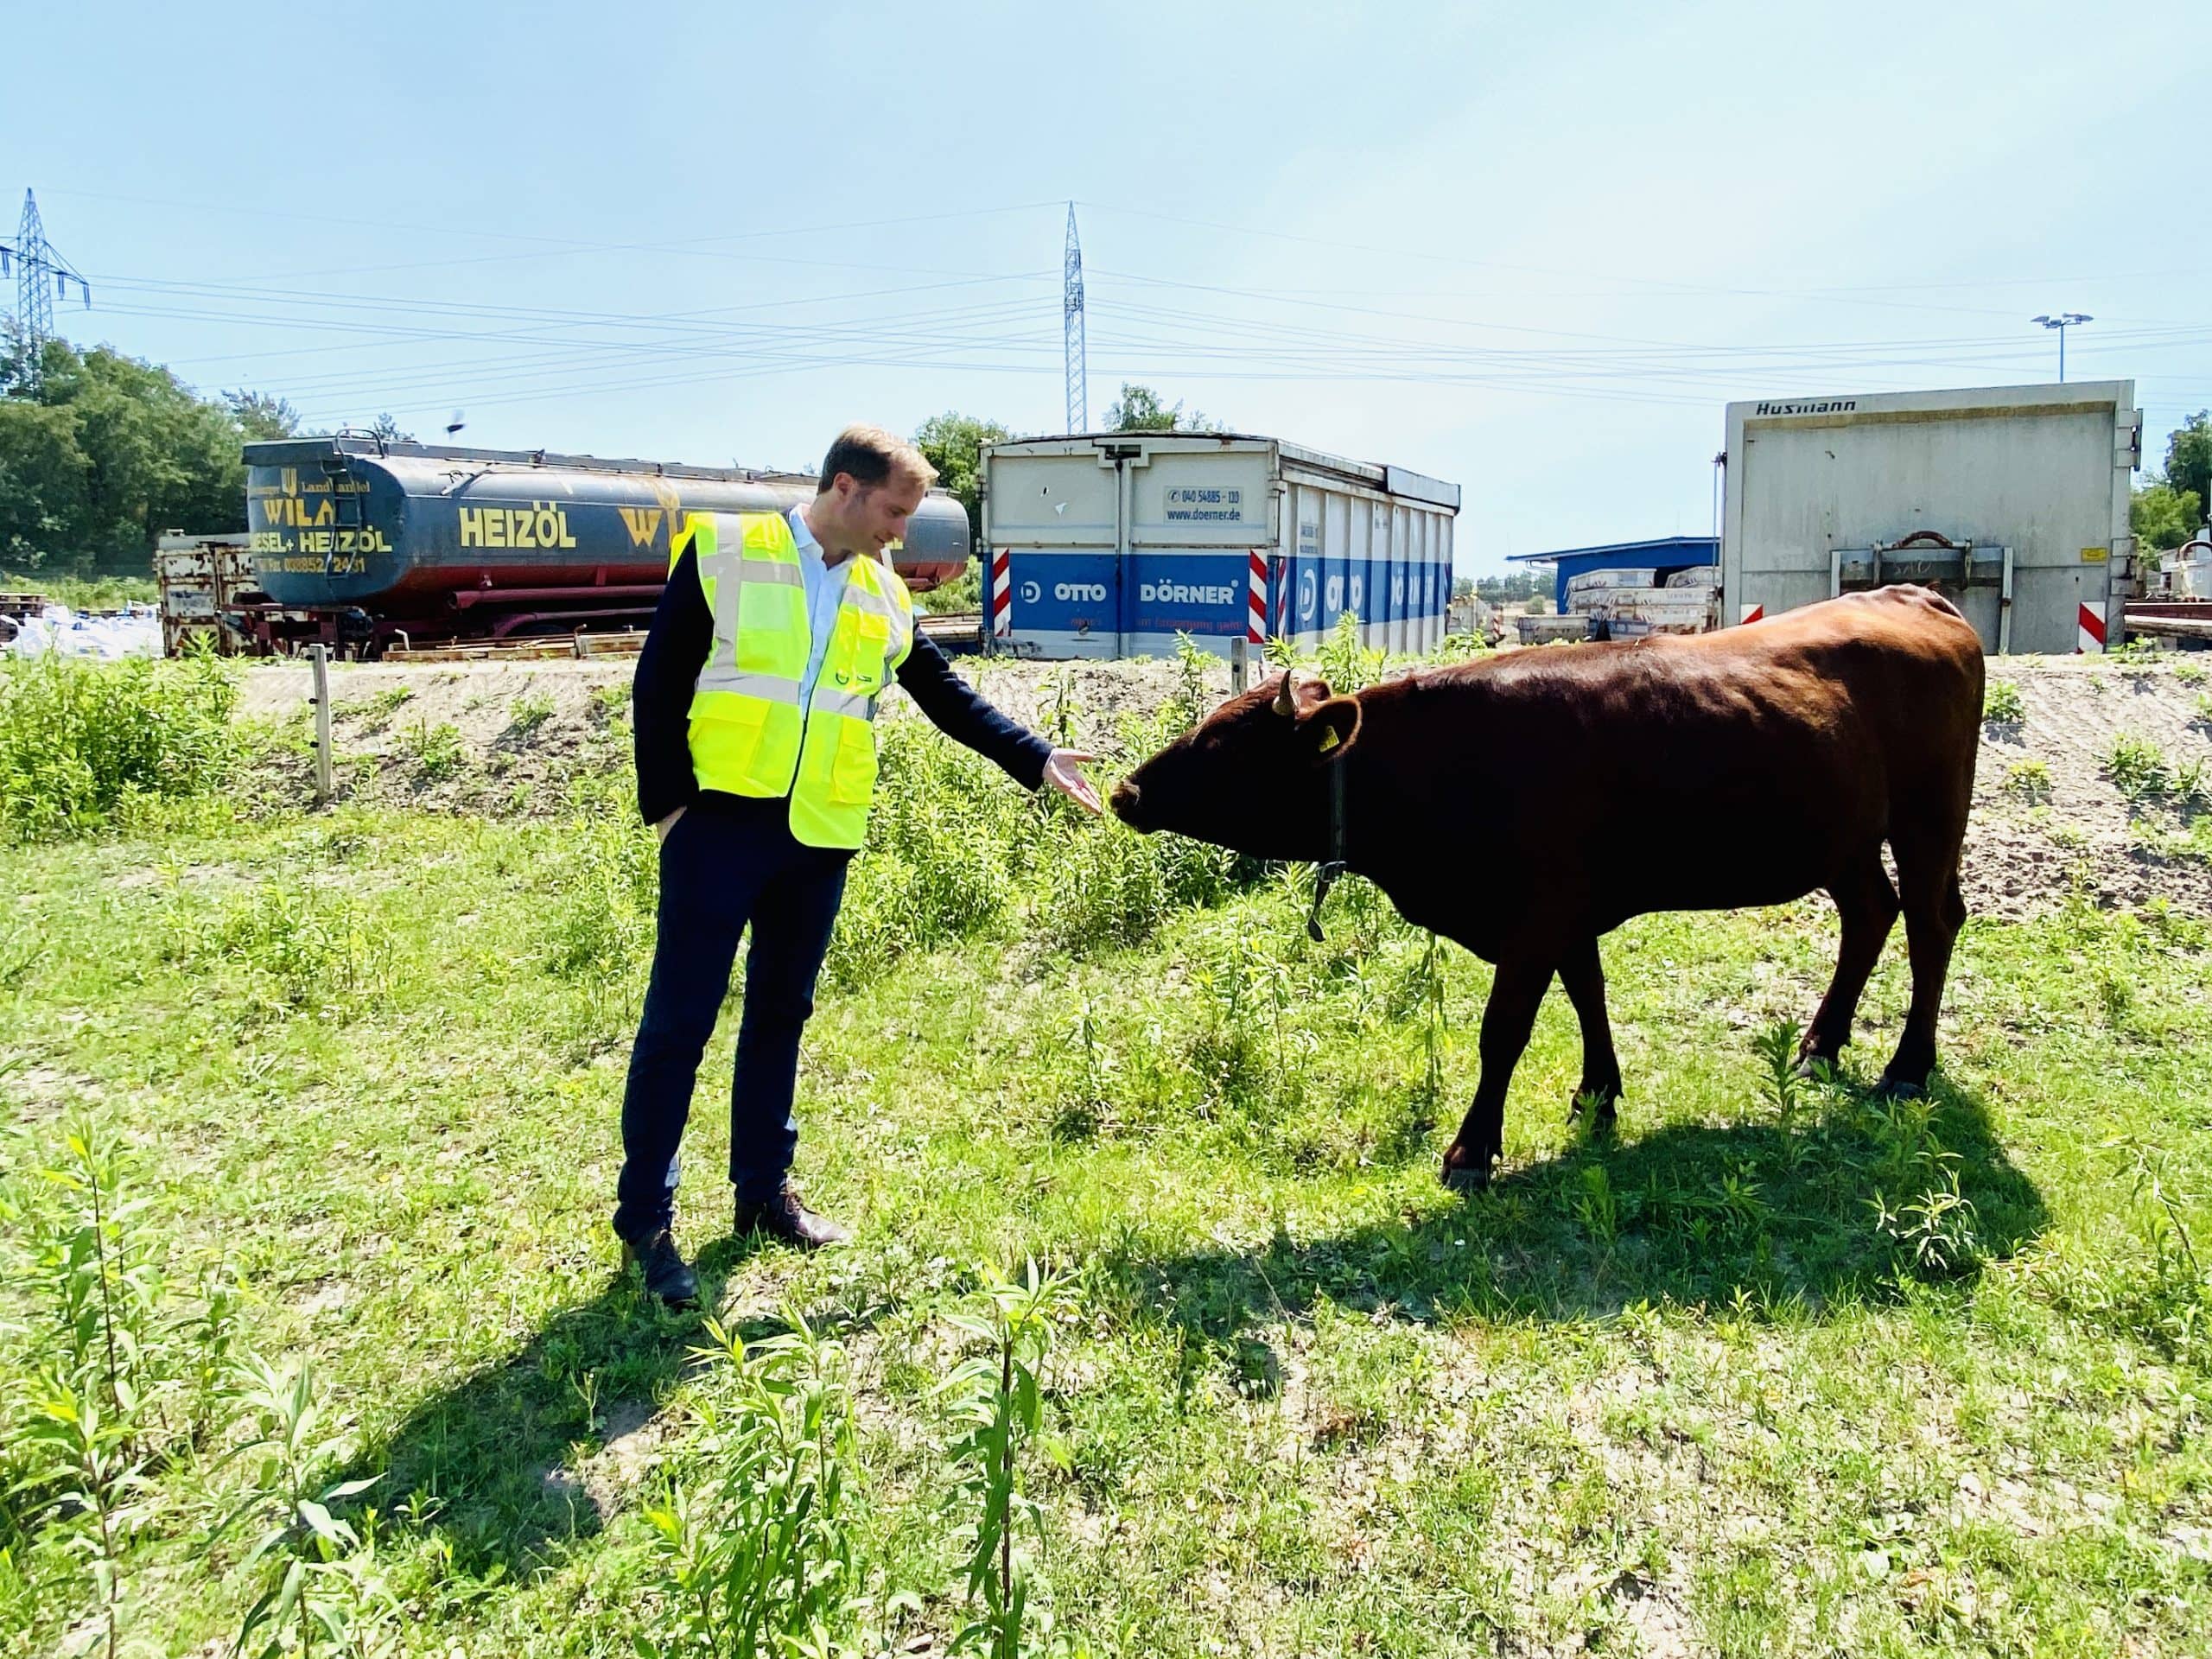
[616,424,1100,1303]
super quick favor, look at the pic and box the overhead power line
[47,190,1068,289]
[3,189,92,385]
[35,191,2209,430]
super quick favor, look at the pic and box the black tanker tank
[242,437,971,643]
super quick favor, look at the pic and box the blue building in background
[1510,535,1717,612]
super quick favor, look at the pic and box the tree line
[0,331,267,575]
[0,336,1208,582]
[0,328,431,580]
[2133,413,2210,553]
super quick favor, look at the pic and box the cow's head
[1110,670,1362,861]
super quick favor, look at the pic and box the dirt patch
[955,654,1230,740]
[229,651,2212,918]
[232,653,1217,819]
[238,659,636,817]
[1966,658,2212,919]
[563,1395,671,1520]
[0,1061,105,1122]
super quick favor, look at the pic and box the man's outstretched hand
[1042,748,1103,816]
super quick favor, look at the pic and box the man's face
[830,471,925,555]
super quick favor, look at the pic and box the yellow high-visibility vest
[672,509,915,849]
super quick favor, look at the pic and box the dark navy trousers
[612,798,851,1243]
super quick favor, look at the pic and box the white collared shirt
[786,505,854,709]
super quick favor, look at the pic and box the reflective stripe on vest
[677,508,916,849]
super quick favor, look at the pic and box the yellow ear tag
[1316,726,1339,753]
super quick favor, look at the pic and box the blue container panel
[1287,555,1319,640]
[1003,506,1454,657]
[1125,550,1253,650]
[1003,549,1254,657]
[1002,550,1120,657]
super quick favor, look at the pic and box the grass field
[3,650,2209,1657]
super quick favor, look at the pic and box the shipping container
[156,532,256,657]
[982,434,1459,659]
[1720,382,2141,653]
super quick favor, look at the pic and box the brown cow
[1110,586,1984,1188]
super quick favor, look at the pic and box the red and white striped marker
[1738,602,1764,626]
[2075,601,2106,655]
[1247,550,1269,644]
[989,549,1012,639]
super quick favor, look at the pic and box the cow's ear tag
[1316,726,1339,753]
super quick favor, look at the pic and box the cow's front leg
[1443,956,1554,1190]
[1556,934,1621,1134]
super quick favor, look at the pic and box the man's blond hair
[817,424,937,493]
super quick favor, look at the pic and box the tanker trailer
[232,436,971,657]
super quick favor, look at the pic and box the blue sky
[9,0,2209,570]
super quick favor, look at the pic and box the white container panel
[1325,491,1352,644]
[986,447,1120,550]
[1722,382,2139,652]
[1128,448,1274,548]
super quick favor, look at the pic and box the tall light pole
[2031,312,2092,383]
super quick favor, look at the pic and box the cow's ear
[1300,695,1361,763]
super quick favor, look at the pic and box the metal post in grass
[310,644,333,804]
[1230,635,1248,695]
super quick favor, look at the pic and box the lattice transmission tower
[2,189,92,387]
[1063,201,1087,434]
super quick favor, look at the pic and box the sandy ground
[1965,656,2212,918]
[232,648,2212,920]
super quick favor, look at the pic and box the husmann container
[1720,381,2141,653]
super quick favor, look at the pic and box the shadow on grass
[1119,1072,2049,1364]
[347,1230,847,1578]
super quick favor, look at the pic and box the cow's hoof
[1875,1073,1927,1102]
[1440,1144,1493,1192]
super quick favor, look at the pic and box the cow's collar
[1305,753,1350,944]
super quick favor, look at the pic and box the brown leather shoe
[734,1183,849,1249]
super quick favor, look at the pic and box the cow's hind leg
[1881,823,1969,1095]
[1557,935,1622,1133]
[1802,846,1901,1071]
[1443,956,1553,1190]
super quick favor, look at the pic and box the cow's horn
[1272,670,1298,715]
